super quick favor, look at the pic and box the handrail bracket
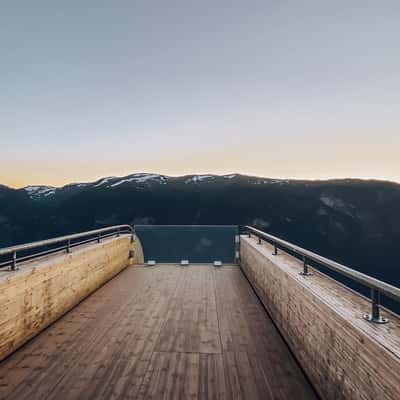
[363,289,389,324]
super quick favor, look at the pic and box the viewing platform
[0,225,399,399]
[0,263,315,399]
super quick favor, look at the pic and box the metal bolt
[363,289,388,324]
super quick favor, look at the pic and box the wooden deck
[0,264,317,400]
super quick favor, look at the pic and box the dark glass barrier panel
[135,225,238,264]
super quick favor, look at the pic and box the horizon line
[4,172,400,190]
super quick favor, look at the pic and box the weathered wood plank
[214,267,317,400]
[155,265,221,354]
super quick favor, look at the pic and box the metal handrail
[0,225,134,271]
[244,225,400,324]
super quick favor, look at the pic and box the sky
[1,1,400,188]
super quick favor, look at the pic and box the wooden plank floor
[0,265,318,400]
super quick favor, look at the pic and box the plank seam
[136,267,186,397]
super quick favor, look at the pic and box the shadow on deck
[0,264,317,400]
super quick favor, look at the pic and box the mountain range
[1,173,400,294]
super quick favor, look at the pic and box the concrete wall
[0,235,142,362]
[240,235,400,400]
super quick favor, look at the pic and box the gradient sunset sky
[2,1,399,188]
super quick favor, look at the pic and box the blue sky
[1,1,399,187]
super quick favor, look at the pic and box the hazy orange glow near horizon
[3,133,400,188]
[2,2,400,188]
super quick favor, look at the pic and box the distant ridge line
[6,173,400,191]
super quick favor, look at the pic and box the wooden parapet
[0,235,141,362]
[240,235,400,400]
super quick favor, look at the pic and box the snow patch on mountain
[110,174,167,187]
[223,174,237,179]
[252,218,270,229]
[320,194,356,218]
[133,173,166,183]
[184,175,215,184]
[24,186,56,199]
[320,195,345,209]
[110,179,131,187]
[94,177,117,187]
[253,178,289,185]
[63,182,90,189]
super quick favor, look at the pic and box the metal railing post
[235,234,240,264]
[131,226,136,243]
[66,239,71,254]
[258,236,262,244]
[97,233,101,243]
[11,251,17,271]
[117,228,120,237]
[364,289,388,324]
[273,245,278,256]
[300,256,313,276]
